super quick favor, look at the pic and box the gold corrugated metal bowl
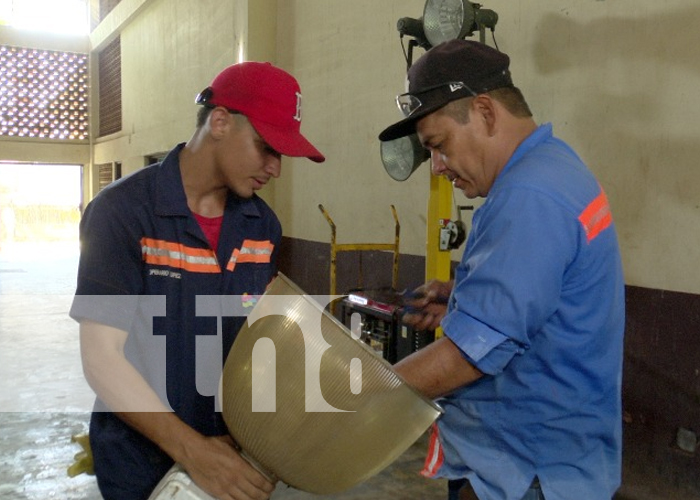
[220,273,441,494]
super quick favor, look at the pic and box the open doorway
[0,163,82,258]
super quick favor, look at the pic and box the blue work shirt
[70,144,281,498]
[424,124,625,500]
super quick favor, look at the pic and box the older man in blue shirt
[379,40,624,500]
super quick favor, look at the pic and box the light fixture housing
[380,134,430,181]
[422,0,498,47]
[396,17,431,50]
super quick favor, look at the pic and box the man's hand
[402,279,454,331]
[180,435,276,500]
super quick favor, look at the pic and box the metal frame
[318,204,400,299]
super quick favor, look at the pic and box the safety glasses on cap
[395,81,476,118]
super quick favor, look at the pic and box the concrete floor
[0,242,100,499]
[1,241,699,500]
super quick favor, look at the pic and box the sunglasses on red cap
[195,86,239,113]
[196,86,247,123]
[195,87,213,106]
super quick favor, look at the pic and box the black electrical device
[340,289,435,364]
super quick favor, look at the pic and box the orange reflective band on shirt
[421,422,444,478]
[226,248,240,272]
[578,189,613,243]
[226,239,274,272]
[141,237,220,273]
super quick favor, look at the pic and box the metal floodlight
[396,17,432,50]
[380,134,430,181]
[422,0,498,47]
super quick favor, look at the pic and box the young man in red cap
[71,62,324,500]
[379,40,624,500]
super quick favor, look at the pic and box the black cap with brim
[379,39,512,142]
[378,106,437,142]
[378,84,475,141]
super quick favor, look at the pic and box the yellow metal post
[319,204,338,297]
[425,173,453,339]
[425,174,453,282]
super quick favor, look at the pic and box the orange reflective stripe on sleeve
[578,189,613,243]
[237,239,274,263]
[141,237,220,273]
[421,422,444,478]
[226,240,274,272]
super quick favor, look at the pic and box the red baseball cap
[196,62,325,163]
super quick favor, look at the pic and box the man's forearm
[393,336,483,400]
[79,321,205,461]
